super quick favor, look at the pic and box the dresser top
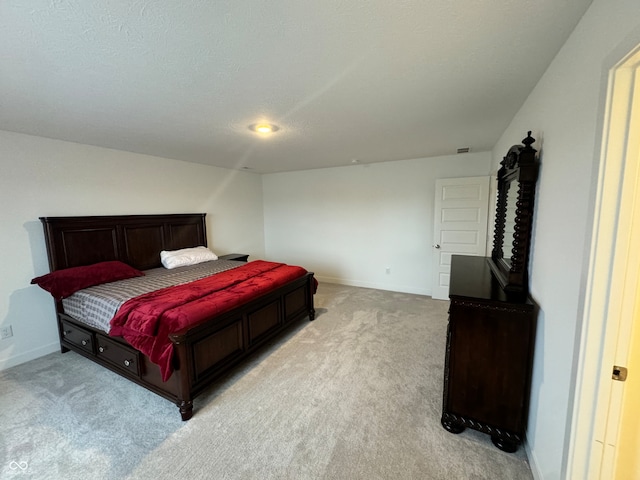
[449,255,533,306]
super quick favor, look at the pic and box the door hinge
[612,365,628,382]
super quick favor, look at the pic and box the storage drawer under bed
[96,335,142,376]
[60,316,142,378]
[61,320,94,354]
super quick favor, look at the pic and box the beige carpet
[0,283,533,479]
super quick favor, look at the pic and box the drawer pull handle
[63,330,70,336]
[124,359,132,367]
[98,346,105,353]
[81,339,88,346]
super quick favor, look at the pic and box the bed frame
[39,213,316,420]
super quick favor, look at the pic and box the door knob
[434,244,441,249]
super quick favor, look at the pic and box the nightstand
[218,253,249,262]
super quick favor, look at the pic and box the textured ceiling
[0,1,593,173]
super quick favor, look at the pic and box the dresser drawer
[96,335,141,376]
[61,320,94,354]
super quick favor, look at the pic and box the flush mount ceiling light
[249,123,280,134]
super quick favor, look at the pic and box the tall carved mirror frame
[488,131,539,294]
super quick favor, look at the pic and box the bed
[34,213,316,420]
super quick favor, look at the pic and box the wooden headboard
[40,214,207,272]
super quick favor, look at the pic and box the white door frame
[566,43,640,479]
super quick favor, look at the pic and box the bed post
[308,273,316,321]
[171,335,194,421]
[53,299,71,353]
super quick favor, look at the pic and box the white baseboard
[0,341,60,372]
[524,438,543,480]
[314,275,431,297]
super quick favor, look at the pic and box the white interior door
[431,176,491,300]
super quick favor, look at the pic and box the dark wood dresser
[441,255,536,452]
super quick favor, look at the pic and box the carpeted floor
[0,283,533,479]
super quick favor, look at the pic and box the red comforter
[109,260,311,381]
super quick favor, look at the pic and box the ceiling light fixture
[249,123,280,134]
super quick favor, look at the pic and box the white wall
[0,130,265,371]
[262,152,492,295]
[491,1,640,478]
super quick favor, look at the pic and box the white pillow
[160,246,218,269]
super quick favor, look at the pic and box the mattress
[61,259,244,333]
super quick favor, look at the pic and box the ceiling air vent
[457,147,470,154]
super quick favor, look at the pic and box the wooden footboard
[39,214,316,420]
[171,271,315,419]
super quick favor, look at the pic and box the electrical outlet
[0,325,13,339]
